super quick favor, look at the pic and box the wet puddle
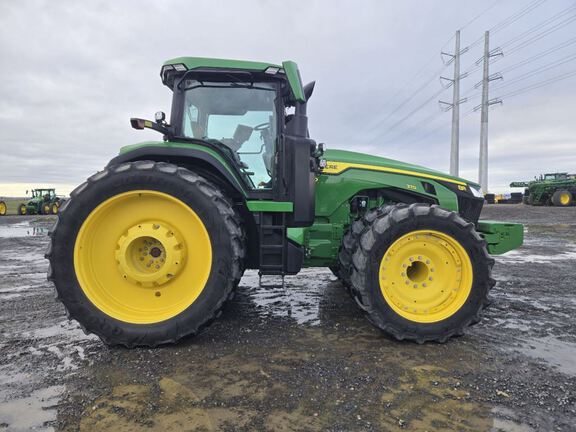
[497,247,576,264]
[491,406,536,432]
[517,336,576,377]
[0,222,49,238]
[0,385,64,431]
[240,268,336,326]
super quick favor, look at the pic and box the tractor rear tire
[18,204,27,215]
[350,203,495,343]
[551,190,573,207]
[0,201,6,216]
[46,161,245,347]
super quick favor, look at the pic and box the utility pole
[477,31,503,194]
[440,31,468,177]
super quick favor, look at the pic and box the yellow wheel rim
[74,190,212,324]
[52,205,58,214]
[44,204,50,214]
[0,202,5,215]
[560,193,570,205]
[20,205,26,215]
[379,230,473,323]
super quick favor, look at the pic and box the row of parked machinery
[482,173,576,207]
[0,189,66,216]
[511,173,576,206]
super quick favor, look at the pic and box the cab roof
[162,57,306,102]
[164,57,281,72]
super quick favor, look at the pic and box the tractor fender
[107,145,247,198]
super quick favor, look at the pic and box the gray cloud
[1,0,575,193]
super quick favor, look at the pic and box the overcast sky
[1,0,575,196]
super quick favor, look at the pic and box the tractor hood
[322,149,480,189]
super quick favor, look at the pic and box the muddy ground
[0,204,575,432]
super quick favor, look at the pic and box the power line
[467,0,547,49]
[362,2,506,139]
[497,69,576,99]
[366,63,447,133]
[499,4,576,49]
[367,86,447,144]
[460,8,576,87]
[459,0,500,31]
[504,14,576,56]
[493,52,576,90]
[499,36,576,74]
[491,0,547,34]
[380,102,446,145]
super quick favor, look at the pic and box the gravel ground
[0,204,575,431]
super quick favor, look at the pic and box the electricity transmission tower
[439,30,468,177]
[475,31,503,193]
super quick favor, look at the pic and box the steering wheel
[253,122,270,131]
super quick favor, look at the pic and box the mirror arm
[130,118,173,138]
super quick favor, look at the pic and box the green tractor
[18,188,62,215]
[511,173,576,206]
[47,57,523,347]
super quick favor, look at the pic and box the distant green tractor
[18,188,63,215]
[47,57,523,347]
[511,173,576,206]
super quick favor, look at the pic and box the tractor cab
[130,57,319,228]
[32,188,56,201]
[542,173,568,181]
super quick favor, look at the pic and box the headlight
[470,186,484,198]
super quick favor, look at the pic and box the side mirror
[155,111,166,124]
[130,118,171,138]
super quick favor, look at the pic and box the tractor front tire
[18,204,27,215]
[338,205,404,293]
[50,203,59,214]
[47,161,245,347]
[0,201,6,216]
[351,203,495,343]
[551,190,573,207]
[42,203,51,215]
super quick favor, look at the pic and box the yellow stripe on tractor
[322,161,467,186]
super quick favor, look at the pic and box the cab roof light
[173,63,187,72]
[264,66,280,75]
